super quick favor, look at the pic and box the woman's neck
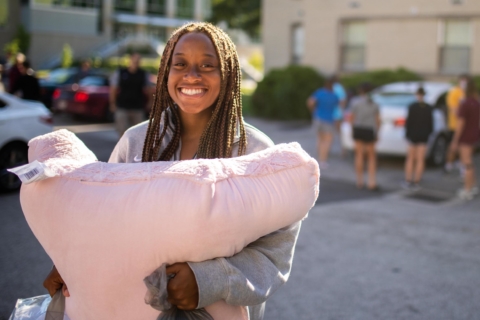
[178,107,213,140]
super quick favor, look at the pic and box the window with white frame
[291,23,304,64]
[176,0,194,19]
[341,21,366,71]
[440,20,471,74]
[147,0,165,15]
[34,0,100,8]
[114,0,135,13]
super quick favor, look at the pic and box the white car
[341,81,452,166]
[0,92,53,191]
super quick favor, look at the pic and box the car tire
[428,134,447,167]
[0,142,28,192]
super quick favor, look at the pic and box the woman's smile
[178,87,208,98]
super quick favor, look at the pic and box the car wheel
[0,142,28,192]
[428,135,447,167]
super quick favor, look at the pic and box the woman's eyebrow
[173,52,216,58]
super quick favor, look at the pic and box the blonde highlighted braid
[142,22,247,162]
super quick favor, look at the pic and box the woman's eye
[173,62,185,67]
[202,64,214,68]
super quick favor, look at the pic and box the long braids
[142,22,247,162]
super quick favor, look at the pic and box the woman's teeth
[181,88,204,95]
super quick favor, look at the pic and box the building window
[34,0,101,8]
[440,20,471,74]
[114,23,136,38]
[0,0,7,27]
[115,0,135,13]
[148,26,167,41]
[176,0,194,19]
[147,0,165,15]
[291,24,304,64]
[341,21,366,71]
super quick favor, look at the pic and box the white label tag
[7,160,54,184]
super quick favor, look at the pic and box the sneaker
[457,188,474,201]
[401,181,412,190]
[444,163,453,174]
[411,183,421,192]
[471,186,479,195]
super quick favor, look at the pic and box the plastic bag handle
[45,290,66,320]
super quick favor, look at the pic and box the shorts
[407,137,429,145]
[312,119,335,134]
[353,127,376,143]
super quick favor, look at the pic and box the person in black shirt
[110,53,151,136]
[402,87,433,190]
[10,60,41,101]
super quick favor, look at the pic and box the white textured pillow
[20,130,319,320]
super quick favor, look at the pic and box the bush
[251,65,324,120]
[473,75,480,93]
[340,67,422,92]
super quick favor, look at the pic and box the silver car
[341,81,452,166]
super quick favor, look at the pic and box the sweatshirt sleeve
[188,221,301,308]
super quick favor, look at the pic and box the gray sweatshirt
[109,117,301,320]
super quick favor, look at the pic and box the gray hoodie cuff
[187,258,229,309]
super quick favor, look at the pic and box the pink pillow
[20,130,319,320]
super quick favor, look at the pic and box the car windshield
[44,69,77,84]
[79,76,108,87]
[372,92,417,107]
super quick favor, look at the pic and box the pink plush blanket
[20,130,319,320]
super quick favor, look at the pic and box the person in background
[8,53,25,92]
[350,83,381,190]
[449,79,480,200]
[445,74,469,173]
[9,60,41,101]
[109,53,151,137]
[73,59,92,83]
[307,78,339,168]
[402,87,433,190]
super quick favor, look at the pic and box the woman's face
[168,32,221,116]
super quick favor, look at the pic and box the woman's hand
[166,262,199,310]
[43,265,70,297]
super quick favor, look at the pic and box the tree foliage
[209,0,261,38]
[61,44,73,68]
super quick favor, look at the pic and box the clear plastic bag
[9,292,69,320]
[144,264,213,320]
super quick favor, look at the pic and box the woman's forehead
[173,32,218,57]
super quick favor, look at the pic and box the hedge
[340,67,422,92]
[251,65,324,120]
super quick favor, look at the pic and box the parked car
[341,81,452,166]
[0,92,53,191]
[52,74,113,122]
[39,68,106,109]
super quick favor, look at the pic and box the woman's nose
[184,66,201,81]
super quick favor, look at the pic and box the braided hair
[142,22,247,162]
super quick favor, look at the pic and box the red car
[52,75,113,122]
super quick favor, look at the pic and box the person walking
[307,78,339,168]
[8,53,25,92]
[9,60,41,101]
[449,78,480,200]
[402,87,433,190]
[445,74,468,173]
[350,83,381,190]
[44,23,301,320]
[110,53,151,137]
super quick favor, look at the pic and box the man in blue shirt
[307,78,339,168]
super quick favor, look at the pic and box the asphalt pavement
[1,115,479,320]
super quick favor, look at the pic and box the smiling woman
[44,22,304,320]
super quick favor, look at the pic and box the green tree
[61,44,74,68]
[3,25,30,58]
[209,0,260,38]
